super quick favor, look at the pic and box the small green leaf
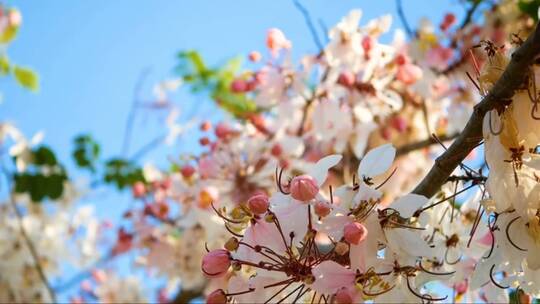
[0,55,10,75]
[0,24,18,44]
[13,65,39,91]
[33,146,57,166]
[518,0,540,21]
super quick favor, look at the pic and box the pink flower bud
[337,71,355,88]
[200,121,212,131]
[266,28,291,55]
[215,122,231,139]
[202,249,231,278]
[333,288,353,304]
[397,63,423,85]
[290,175,319,202]
[132,181,146,198]
[271,144,283,157]
[207,289,227,304]
[231,79,247,93]
[248,51,262,62]
[247,194,269,214]
[391,116,408,133]
[180,165,195,178]
[343,222,368,245]
[314,201,331,217]
[455,280,468,295]
[395,54,407,65]
[200,137,210,146]
[361,36,373,53]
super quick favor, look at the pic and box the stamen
[489,264,509,289]
[506,216,528,251]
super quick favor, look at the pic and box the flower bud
[132,181,146,198]
[247,194,270,214]
[314,201,331,217]
[248,51,262,62]
[201,249,231,277]
[271,144,282,157]
[207,289,227,304]
[231,79,248,93]
[337,71,355,88]
[343,222,368,245]
[333,288,353,304]
[391,115,408,133]
[215,122,231,139]
[180,165,196,178]
[200,121,212,131]
[200,137,210,146]
[290,175,319,202]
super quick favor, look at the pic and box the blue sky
[1,0,466,301]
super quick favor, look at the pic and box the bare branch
[292,0,324,51]
[396,132,459,156]
[395,0,414,38]
[412,23,540,198]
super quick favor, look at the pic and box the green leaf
[0,24,18,44]
[33,146,57,166]
[13,65,39,91]
[0,55,10,75]
[518,0,540,21]
[104,158,145,190]
[72,134,101,172]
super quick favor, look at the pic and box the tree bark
[412,23,540,198]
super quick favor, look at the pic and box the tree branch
[292,0,324,51]
[412,23,540,198]
[395,0,414,38]
[396,132,459,156]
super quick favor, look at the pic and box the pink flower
[343,222,368,245]
[198,156,219,178]
[207,289,227,304]
[290,175,319,202]
[314,201,331,217]
[202,249,231,278]
[311,261,356,294]
[247,194,269,214]
[426,45,454,70]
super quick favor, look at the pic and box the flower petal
[308,154,342,186]
[357,144,395,179]
[390,194,428,218]
[311,261,355,294]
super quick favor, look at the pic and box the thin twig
[412,23,540,198]
[121,68,151,156]
[395,0,414,38]
[0,167,56,302]
[396,132,459,156]
[292,0,324,51]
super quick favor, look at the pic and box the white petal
[308,154,342,186]
[358,144,396,179]
[390,194,428,218]
[311,261,355,294]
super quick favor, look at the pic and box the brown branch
[412,23,540,199]
[396,132,459,156]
